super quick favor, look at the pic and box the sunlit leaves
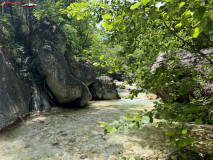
[141,0,150,6]
[103,13,113,20]
[67,6,71,10]
[182,10,192,19]
[182,129,187,135]
[175,22,182,28]
[192,26,203,38]
[104,126,117,135]
[102,22,113,30]
[130,2,141,10]
[76,14,83,20]
[99,110,153,135]
[100,55,104,60]
[178,2,185,9]
[99,121,108,127]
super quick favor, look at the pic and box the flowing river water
[0,86,212,160]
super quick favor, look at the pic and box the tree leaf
[129,122,136,128]
[179,2,185,9]
[182,129,187,135]
[77,14,83,20]
[99,121,108,126]
[192,26,203,38]
[182,10,191,19]
[123,126,129,134]
[177,140,187,148]
[141,116,150,124]
[186,138,194,145]
[67,6,71,10]
[130,2,141,10]
[103,13,113,19]
[175,22,182,28]
[105,126,117,134]
[125,113,134,120]
[141,0,150,6]
[100,55,104,60]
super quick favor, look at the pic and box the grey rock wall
[0,50,30,130]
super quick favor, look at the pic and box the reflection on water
[0,87,170,160]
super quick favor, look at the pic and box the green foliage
[99,108,197,158]
[99,110,153,135]
[153,101,212,124]
[66,0,213,126]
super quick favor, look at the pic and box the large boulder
[0,50,30,130]
[65,52,96,86]
[32,18,91,106]
[78,60,96,86]
[149,48,213,103]
[72,82,92,107]
[89,76,119,100]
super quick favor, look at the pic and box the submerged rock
[89,76,119,100]
[0,50,30,130]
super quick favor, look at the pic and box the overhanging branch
[164,22,213,65]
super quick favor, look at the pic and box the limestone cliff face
[0,49,30,130]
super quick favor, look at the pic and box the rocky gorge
[0,18,119,131]
[0,16,212,160]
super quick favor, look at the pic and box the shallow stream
[0,87,212,160]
